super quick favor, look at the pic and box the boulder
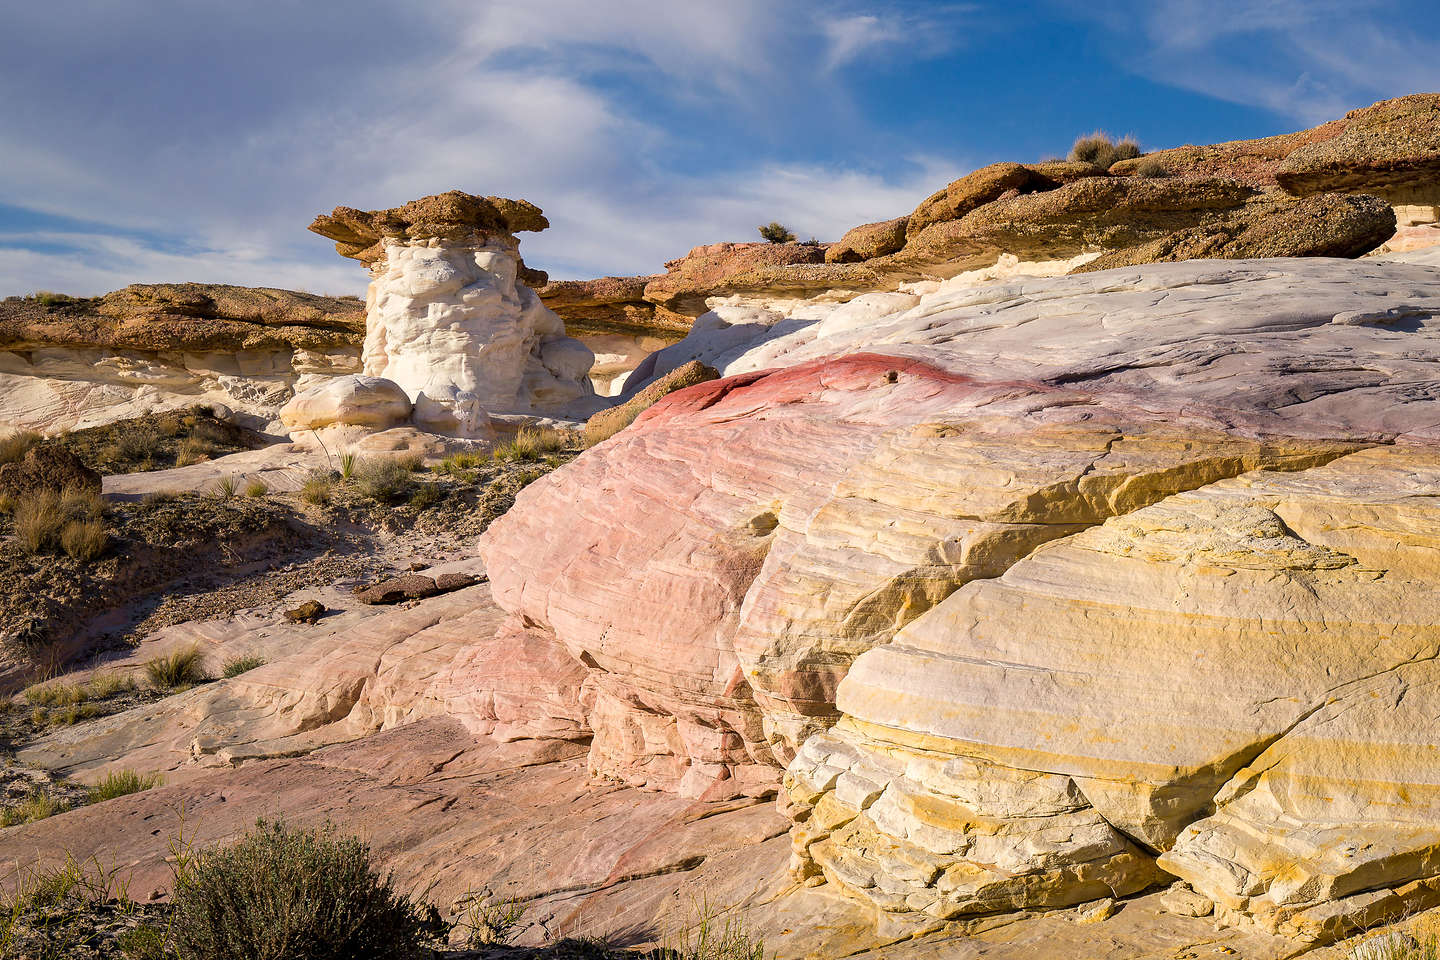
[0,445,101,500]
[906,162,1051,239]
[278,375,413,436]
[1074,193,1397,273]
[353,572,481,605]
[826,217,909,263]
[309,190,549,265]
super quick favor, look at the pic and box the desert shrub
[168,819,435,960]
[60,518,108,560]
[495,426,569,462]
[243,477,269,498]
[85,671,135,699]
[175,437,209,466]
[1069,131,1142,169]
[0,430,41,465]
[24,681,83,707]
[757,221,796,244]
[1134,156,1170,178]
[52,702,103,725]
[209,475,239,501]
[433,450,488,478]
[353,458,415,504]
[339,450,358,480]
[663,901,769,960]
[144,647,208,691]
[456,893,526,947]
[1347,930,1440,960]
[31,291,73,307]
[12,490,64,553]
[87,770,163,803]
[0,788,69,827]
[221,654,265,678]
[300,473,334,506]
[408,483,443,510]
[59,486,104,520]
[142,490,184,507]
[111,427,163,465]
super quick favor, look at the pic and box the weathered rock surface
[1275,93,1440,203]
[642,242,832,315]
[582,359,717,444]
[827,217,910,263]
[479,254,1440,937]
[535,276,693,394]
[1075,193,1396,273]
[278,374,413,446]
[312,192,600,435]
[0,285,364,433]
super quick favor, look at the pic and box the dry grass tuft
[87,770,163,804]
[0,430,42,465]
[144,646,209,691]
[243,477,269,498]
[300,473,334,506]
[495,426,570,462]
[1069,131,1142,170]
[60,519,107,561]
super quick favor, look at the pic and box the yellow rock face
[790,446,1440,934]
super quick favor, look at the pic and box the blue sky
[1,0,1437,297]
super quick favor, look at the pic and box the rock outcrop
[0,285,364,434]
[479,253,1440,941]
[0,444,101,500]
[534,276,691,394]
[310,191,600,436]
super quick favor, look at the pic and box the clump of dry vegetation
[8,487,108,560]
[53,406,267,475]
[758,221,796,243]
[1134,155,1170,178]
[86,769,163,804]
[1069,131,1142,169]
[144,647,209,691]
[0,430,42,465]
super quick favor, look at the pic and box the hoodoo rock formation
[309,191,600,437]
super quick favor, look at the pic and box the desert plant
[353,457,415,504]
[222,654,266,678]
[0,430,41,465]
[300,473,334,506]
[144,647,208,691]
[1348,930,1440,960]
[456,893,526,947]
[243,477,269,498]
[209,475,239,501]
[85,671,135,699]
[168,819,436,960]
[31,290,73,307]
[12,490,64,553]
[339,450,358,480]
[175,436,209,466]
[1069,131,1142,170]
[0,788,69,827]
[408,483,443,510]
[87,770,163,803]
[59,486,104,520]
[663,900,770,960]
[757,221,796,244]
[60,517,108,560]
[495,426,569,462]
[1134,155,1170,178]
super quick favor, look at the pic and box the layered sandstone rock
[0,285,364,433]
[309,191,600,435]
[478,254,1440,938]
[641,241,834,315]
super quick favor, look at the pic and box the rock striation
[479,252,1440,941]
[0,285,364,434]
[310,191,600,436]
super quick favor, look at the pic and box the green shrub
[243,478,269,498]
[456,893,526,947]
[0,430,41,465]
[408,483,443,510]
[222,655,266,678]
[87,770,163,803]
[1069,131,1142,170]
[663,901,770,960]
[31,291,73,307]
[339,450,358,480]
[494,426,569,462]
[144,647,208,691]
[353,458,415,504]
[757,221,795,244]
[169,819,435,960]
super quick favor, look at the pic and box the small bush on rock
[1069,131,1142,170]
[144,647,208,691]
[354,458,415,504]
[169,819,435,960]
[757,221,796,243]
[243,478,268,498]
[222,654,265,678]
[87,770,163,803]
[300,472,334,506]
[60,518,108,561]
